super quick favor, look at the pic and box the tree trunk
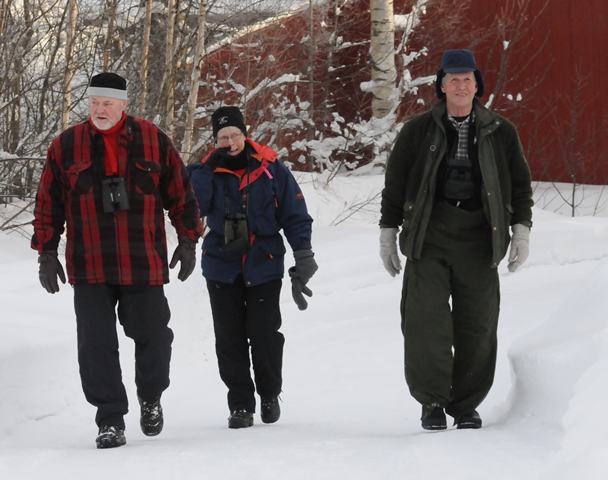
[163,0,176,135]
[139,0,153,116]
[0,0,9,37]
[61,0,78,131]
[369,0,397,119]
[8,0,34,154]
[182,0,208,163]
[103,0,118,71]
[307,0,315,171]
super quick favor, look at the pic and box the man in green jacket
[379,50,533,430]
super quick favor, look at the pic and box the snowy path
[2,219,606,479]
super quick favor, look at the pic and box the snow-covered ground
[2,175,608,479]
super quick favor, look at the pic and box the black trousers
[207,275,284,413]
[401,201,500,419]
[73,284,173,429]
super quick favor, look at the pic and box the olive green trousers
[401,201,500,419]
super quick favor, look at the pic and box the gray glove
[380,227,401,277]
[169,236,197,281]
[507,224,530,272]
[292,250,318,285]
[38,251,66,294]
[290,250,318,310]
[289,268,313,311]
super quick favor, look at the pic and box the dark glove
[204,147,231,171]
[289,268,313,311]
[169,236,197,281]
[38,251,66,294]
[292,250,318,285]
[289,250,318,310]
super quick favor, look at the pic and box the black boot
[139,396,164,436]
[260,396,281,424]
[96,425,126,449]
[421,406,447,431]
[228,410,254,429]
[455,410,482,429]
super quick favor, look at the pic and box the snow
[2,174,608,479]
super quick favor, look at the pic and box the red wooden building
[194,0,608,184]
[466,0,608,184]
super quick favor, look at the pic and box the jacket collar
[239,139,278,191]
[245,138,278,164]
[431,98,500,131]
[204,139,279,191]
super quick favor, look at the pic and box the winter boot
[228,410,254,429]
[455,410,482,429]
[139,396,164,436]
[96,425,126,449]
[260,396,281,424]
[421,406,447,431]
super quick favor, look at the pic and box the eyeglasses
[217,132,243,144]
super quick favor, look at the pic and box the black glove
[292,250,318,285]
[205,147,231,171]
[289,268,313,311]
[169,236,197,281]
[38,251,66,294]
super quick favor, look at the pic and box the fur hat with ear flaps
[435,49,485,99]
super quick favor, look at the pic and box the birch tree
[61,0,78,131]
[182,0,208,162]
[103,0,118,71]
[307,0,315,146]
[6,0,35,155]
[163,0,177,135]
[0,0,9,36]
[369,0,397,119]
[139,0,153,115]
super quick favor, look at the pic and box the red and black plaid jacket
[31,116,202,285]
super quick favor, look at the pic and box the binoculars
[101,177,130,213]
[220,213,250,255]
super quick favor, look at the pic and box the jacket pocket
[402,201,415,235]
[505,203,514,226]
[66,160,94,194]
[248,235,286,267]
[133,160,162,195]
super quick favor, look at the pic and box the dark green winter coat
[380,98,533,268]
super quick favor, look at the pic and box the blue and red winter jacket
[189,138,313,286]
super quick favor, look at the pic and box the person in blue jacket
[189,106,318,429]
